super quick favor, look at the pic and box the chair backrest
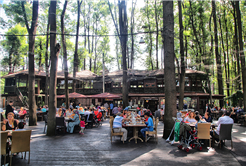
[1,122,4,129]
[11,130,32,154]
[155,118,159,131]
[88,114,94,121]
[219,124,233,140]
[109,119,113,130]
[1,131,8,155]
[56,117,65,127]
[197,123,211,139]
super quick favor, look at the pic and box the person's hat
[116,112,122,116]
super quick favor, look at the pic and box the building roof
[74,70,98,80]
[106,69,206,77]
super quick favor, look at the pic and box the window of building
[138,81,144,88]
[185,77,190,86]
[112,82,121,88]
[130,81,137,88]
[157,79,164,87]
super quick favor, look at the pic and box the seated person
[78,107,84,115]
[184,111,196,123]
[56,108,63,117]
[15,122,25,131]
[41,106,47,113]
[140,112,154,140]
[210,110,234,144]
[113,112,128,142]
[185,110,192,118]
[2,112,19,131]
[203,112,212,122]
[138,109,144,116]
[19,107,27,115]
[195,115,206,129]
[67,109,80,134]
[66,108,73,118]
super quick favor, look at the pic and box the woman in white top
[184,111,197,123]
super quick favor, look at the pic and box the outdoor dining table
[124,122,146,144]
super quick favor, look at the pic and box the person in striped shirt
[113,112,129,142]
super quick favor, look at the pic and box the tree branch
[108,0,121,41]
[21,1,30,33]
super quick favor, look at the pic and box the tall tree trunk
[61,0,69,109]
[189,0,202,70]
[208,13,213,104]
[232,2,241,91]
[73,0,82,92]
[119,0,128,108]
[147,0,153,70]
[83,0,86,70]
[8,54,12,73]
[235,1,246,109]
[224,7,230,97]
[45,7,50,106]
[154,0,159,69]
[162,1,176,139]
[88,4,91,71]
[178,1,185,111]
[94,20,98,73]
[47,0,60,136]
[130,0,136,69]
[212,1,223,108]
[22,1,39,126]
[38,40,42,72]
[91,22,94,72]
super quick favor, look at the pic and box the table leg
[128,126,143,144]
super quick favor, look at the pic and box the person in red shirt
[79,118,87,135]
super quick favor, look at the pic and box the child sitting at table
[15,122,25,131]
[140,112,153,141]
[79,118,87,135]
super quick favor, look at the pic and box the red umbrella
[88,93,121,99]
[57,92,87,99]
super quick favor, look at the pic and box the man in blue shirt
[140,112,153,141]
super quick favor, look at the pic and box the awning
[57,92,87,99]
[88,93,121,99]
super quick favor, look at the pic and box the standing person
[112,106,119,117]
[72,101,76,109]
[41,106,47,113]
[113,112,128,142]
[5,101,14,118]
[154,109,161,120]
[62,101,66,107]
[104,102,109,110]
[79,118,87,135]
[110,102,114,116]
[205,103,211,114]
[140,112,154,141]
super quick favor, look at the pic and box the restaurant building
[1,69,224,113]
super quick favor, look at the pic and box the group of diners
[179,108,234,147]
[50,103,105,134]
[112,107,154,142]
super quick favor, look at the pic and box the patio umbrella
[57,92,87,99]
[88,93,121,99]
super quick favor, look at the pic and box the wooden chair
[197,123,211,148]
[1,131,8,166]
[10,130,32,166]
[109,118,124,143]
[1,122,4,130]
[145,118,159,143]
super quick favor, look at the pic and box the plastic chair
[145,118,159,143]
[109,118,124,143]
[219,124,233,149]
[0,122,3,131]
[56,117,66,135]
[1,131,8,166]
[197,123,211,148]
[10,130,32,166]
